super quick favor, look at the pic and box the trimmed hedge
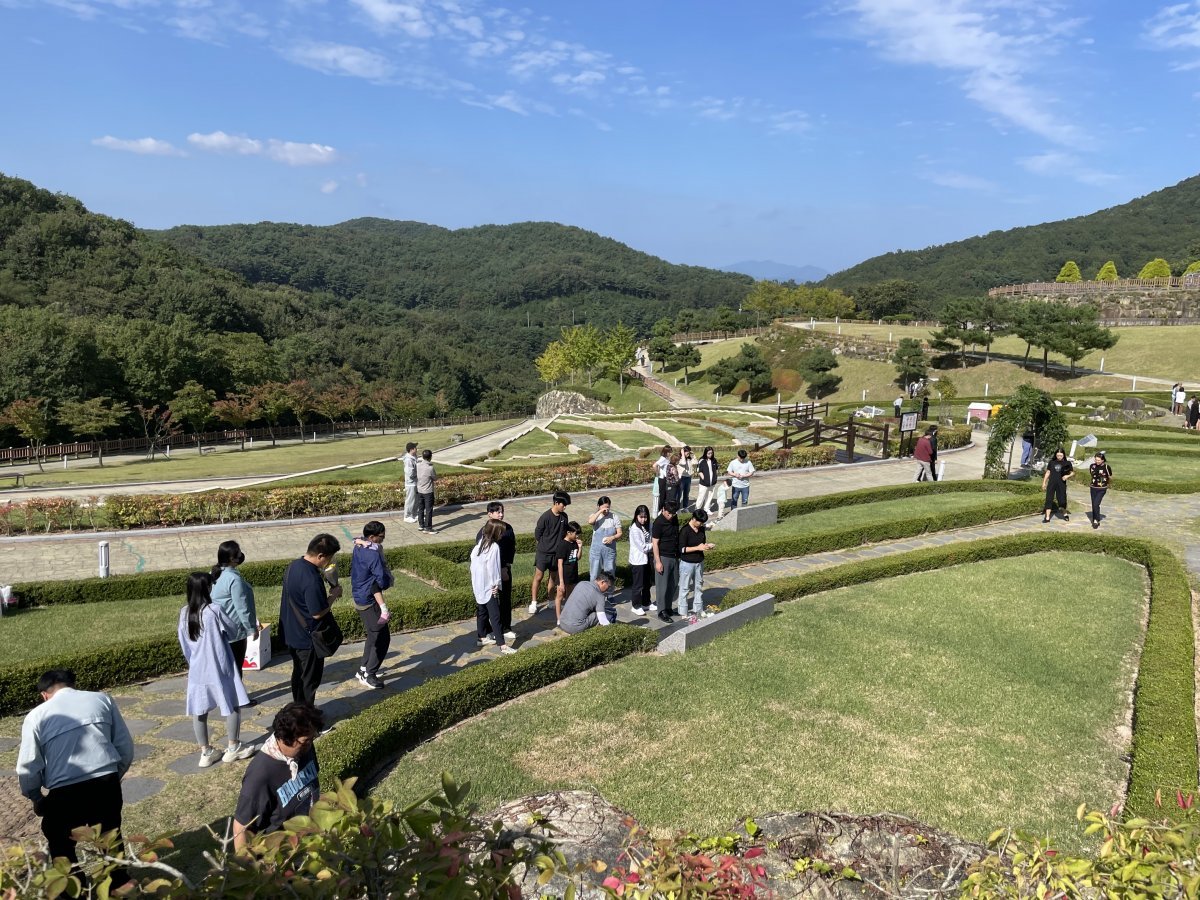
[318,623,658,789]
[720,533,1197,819]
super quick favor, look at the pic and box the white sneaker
[649,603,658,612]
[631,606,646,615]
[527,601,538,615]
[198,747,221,768]
[222,742,256,764]
[500,645,519,655]
[702,610,715,619]
[503,630,517,641]
[478,634,496,646]
[404,516,418,523]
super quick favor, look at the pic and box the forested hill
[822,173,1200,301]
[150,218,750,312]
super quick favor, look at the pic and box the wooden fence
[988,277,1200,297]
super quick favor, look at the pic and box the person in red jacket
[913,430,934,482]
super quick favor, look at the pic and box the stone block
[1122,397,1145,411]
[657,594,774,655]
[707,502,778,532]
[122,777,166,804]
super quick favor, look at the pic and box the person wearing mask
[555,521,584,623]
[678,446,696,510]
[402,442,419,523]
[17,669,134,880]
[350,521,393,690]
[477,502,516,643]
[530,491,570,615]
[694,446,719,515]
[1088,451,1113,529]
[210,540,258,689]
[651,500,681,623]
[1041,447,1074,523]
[726,449,756,508]
[471,520,517,655]
[232,702,324,852]
[628,504,654,616]
[415,449,436,534]
[558,571,616,635]
[279,533,342,707]
[678,508,716,622]
[178,572,255,768]
[588,496,623,584]
[652,446,672,514]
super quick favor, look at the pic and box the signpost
[898,411,919,457]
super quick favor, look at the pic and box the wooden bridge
[754,401,892,462]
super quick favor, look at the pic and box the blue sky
[3,1,1200,273]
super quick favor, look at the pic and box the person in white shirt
[652,446,672,514]
[471,521,516,655]
[726,449,756,508]
[402,442,419,523]
[627,504,653,615]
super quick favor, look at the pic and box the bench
[0,472,26,488]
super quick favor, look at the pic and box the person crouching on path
[555,520,583,625]
[1088,451,1113,529]
[178,572,255,768]
[351,521,393,690]
[472,520,517,655]
[1042,448,1074,523]
[559,571,616,634]
[478,502,516,644]
[530,491,570,615]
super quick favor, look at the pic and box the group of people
[652,445,757,519]
[1171,384,1200,428]
[1041,447,1113,528]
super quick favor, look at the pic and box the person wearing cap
[529,491,570,615]
[1088,451,1113,529]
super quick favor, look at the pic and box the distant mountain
[822,173,1200,302]
[721,260,829,282]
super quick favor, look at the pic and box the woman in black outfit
[1188,398,1199,430]
[1088,451,1113,529]
[1042,447,1074,523]
[694,446,719,514]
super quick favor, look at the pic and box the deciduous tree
[1,397,51,471]
[599,323,637,392]
[171,381,216,454]
[58,397,129,465]
[211,394,260,451]
[246,382,292,447]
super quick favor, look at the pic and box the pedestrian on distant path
[894,395,903,418]
[232,702,323,852]
[652,446,672,514]
[279,533,343,707]
[530,491,570,615]
[628,504,653,615]
[678,446,696,509]
[694,446,719,515]
[1020,427,1036,467]
[927,425,939,480]
[914,428,935,482]
[177,572,255,768]
[920,395,929,422]
[1088,451,1113,529]
[471,520,517,655]
[351,521,393,690]
[652,500,681,622]
[210,540,257,684]
[1041,448,1074,523]
[555,520,583,623]
[678,508,716,621]
[403,442,419,523]
[17,669,134,883]
[588,495,622,583]
[415,449,436,533]
[558,572,616,635]
[1188,398,1199,430]
[477,502,516,643]
[727,448,756,508]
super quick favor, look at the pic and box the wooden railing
[988,276,1200,297]
[625,369,675,402]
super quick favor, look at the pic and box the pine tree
[1094,260,1119,281]
[1055,261,1082,283]
[1138,258,1172,279]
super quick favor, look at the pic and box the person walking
[914,429,934,482]
[415,449,436,533]
[678,446,696,510]
[279,533,342,707]
[694,446,719,515]
[177,572,255,768]
[1020,427,1036,467]
[530,491,570,615]
[1041,448,1074,523]
[471,520,518,654]
[678,508,716,622]
[726,449,756,508]
[927,424,940,481]
[558,572,616,634]
[894,395,903,418]
[627,504,654,616]
[402,442,419,523]
[210,541,258,687]
[1088,451,1113,529]
[920,395,929,422]
[17,669,134,880]
[1189,398,1199,431]
[477,502,516,643]
[587,496,623,583]
[651,500,681,622]
[350,521,393,690]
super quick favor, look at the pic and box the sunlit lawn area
[554,424,658,450]
[643,418,731,446]
[375,552,1144,847]
[1091,452,1200,481]
[15,421,520,488]
[561,378,669,414]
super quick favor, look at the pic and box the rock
[536,391,613,418]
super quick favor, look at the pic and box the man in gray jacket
[415,449,436,534]
[559,572,616,634]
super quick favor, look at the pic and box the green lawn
[554,424,658,450]
[374,552,1144,846]
[14,421,520,488]
[492,427,570,459]
[1088,452,1200,481]
[0,573,442,667]
[279,461,480,485]
[561,378,669,414]
[643,418,731,447]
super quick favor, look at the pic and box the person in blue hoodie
[210,541,257,692]
[350,521,394,689]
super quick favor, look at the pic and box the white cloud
[352,0,433,37]
[267,140,338,165]
[1144,2,1200,50]
[320,179,339,194]
[922,170,997,191]
[489,90,530,115]
[187,131,339,165]
[92,135,184,156]
[449,14,483,38]
[1018,150,1118,185]
[284,41,394,80]
[187,131,262,155]
[767,110,810,135]
[356,172,369,187]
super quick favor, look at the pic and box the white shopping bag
[243,623,271,670]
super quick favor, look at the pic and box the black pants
[289,646,325,706]
[630,561,653,609]
[1090,487,1107,522]
[1044,482,1067,513]
[499,565,512,633]
[357,603,391,676]
[656,478,669,513]
[417,492,434,529]
[229,638,247,677]
[475,596,505,647]
[42,772,127,882]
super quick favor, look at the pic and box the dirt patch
[0,776,40,847]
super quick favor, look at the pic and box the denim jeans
[679,476,692,508]
[590,543,616,582]
[677,560,704,615]
[731,486,749,508]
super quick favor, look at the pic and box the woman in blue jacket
[210,541,257,687]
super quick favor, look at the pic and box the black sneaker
[657,613,673,623]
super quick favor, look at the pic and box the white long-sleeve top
[469,541,501,605]
[628,523,652,566]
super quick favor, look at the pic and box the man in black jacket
[529,491,570,614]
